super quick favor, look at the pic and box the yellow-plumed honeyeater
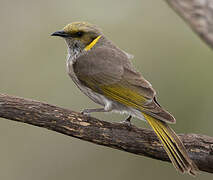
[52,22,198,175]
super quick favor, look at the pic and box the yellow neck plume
[84,35,102,51]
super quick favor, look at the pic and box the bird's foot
[120,115,132,126]
[80,109,91,116]
[81,108,106,116]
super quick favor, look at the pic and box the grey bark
[166,0,213,49]
[0,94,213,173]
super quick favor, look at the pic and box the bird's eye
[76,31,83,37]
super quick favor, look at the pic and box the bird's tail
[143,113,198,176]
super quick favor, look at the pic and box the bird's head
[51,22,103,51]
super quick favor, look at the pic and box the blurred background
[0,0,212,179]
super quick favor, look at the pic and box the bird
[51,21,198,175]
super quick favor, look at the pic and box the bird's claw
[81,109,91,116]
[120,120,132,126]
[120,115,132,126]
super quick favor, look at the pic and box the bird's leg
[120,115,132,126]
[81,108,110,116]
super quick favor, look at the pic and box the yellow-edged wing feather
[84,81,199,175]
[98,84,198,175]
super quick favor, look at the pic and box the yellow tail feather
[143,113,198,176]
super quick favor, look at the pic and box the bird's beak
[51,30,69,37]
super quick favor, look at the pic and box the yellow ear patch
[85,35,102,51]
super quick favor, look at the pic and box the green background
[0,0,212,179]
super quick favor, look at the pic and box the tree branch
[0,94,213,173]
[165,0,213,49]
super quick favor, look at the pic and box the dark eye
[76,31,83,37]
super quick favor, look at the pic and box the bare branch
[0,93,213,173]
[165,0,213,49]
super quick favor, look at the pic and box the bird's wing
[73,47,124,85]
[74,47,175,123]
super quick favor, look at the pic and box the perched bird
[52,22,198,175]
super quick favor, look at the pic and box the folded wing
[74,47,175,123]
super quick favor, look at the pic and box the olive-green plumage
[52,22,198,175]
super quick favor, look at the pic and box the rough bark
[165,0,213,49]
[0,94,213,173]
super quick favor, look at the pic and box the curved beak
[51,30,69,37]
